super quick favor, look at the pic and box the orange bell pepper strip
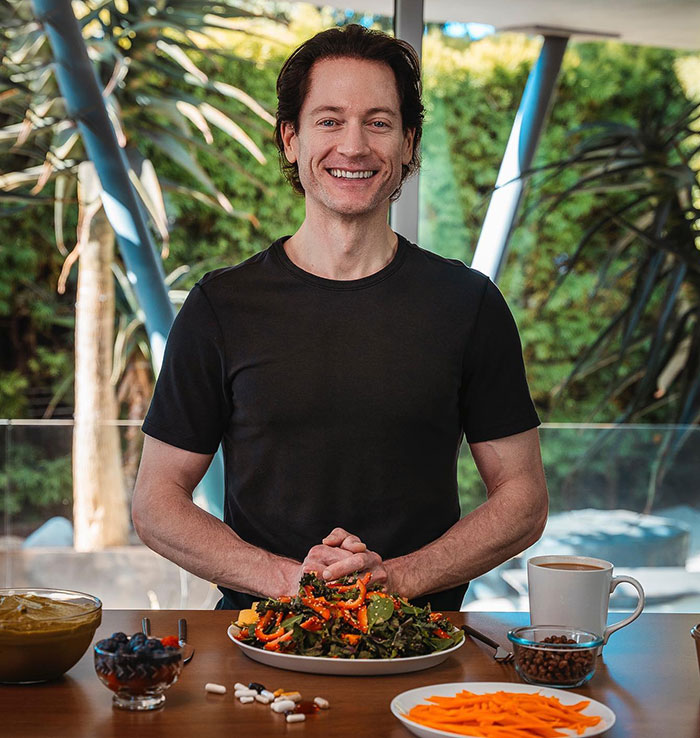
[339,608,363,632]
[254,610,285,642]
[263,630,294,651]
[341,633,361,645]
[357,605,368,633]
[433,628,451,639]
[335,572,371,610]
[301,587,332,620]
[300,616,324,632]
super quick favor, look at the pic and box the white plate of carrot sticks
[391,682,615,737]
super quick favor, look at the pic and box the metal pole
[471,34,568,282]
[391,0,423,243]
[32,0,224,519]
[32,0,174,367]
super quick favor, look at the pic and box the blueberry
[129,633,147,648]
[96,638,118,653]
[111,632,128,644]
[146,638,164,651]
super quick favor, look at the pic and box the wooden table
[3,611,699,737]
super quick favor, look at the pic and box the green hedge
[0,29,692,423]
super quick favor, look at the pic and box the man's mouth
[328,168,377,179]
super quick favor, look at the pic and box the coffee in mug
[527,555,645,645]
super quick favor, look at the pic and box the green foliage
[420,34,695,423]
[0,371,29,417]
[1,19,696,427]
[0,0,291,417]
[153,51,306,277]
[0,202,75,417]
[1,443,72,517]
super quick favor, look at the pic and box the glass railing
[2,420,699,612]
[460,424,700,614]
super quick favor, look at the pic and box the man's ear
[280,120,298,164]
[402,127,416,166]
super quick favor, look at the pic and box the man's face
[281,57,415,219]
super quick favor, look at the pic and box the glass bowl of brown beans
[507,626,603,688]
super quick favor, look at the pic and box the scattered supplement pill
[286,714,306,723]
[234,688,257,698]
[205,683,227,695]
[294,700,319,715]
[255,694,271,704]
[273,688,285,697]
[249,681,266,693]
[261,689,275,700]
[239,696,255,704]
[271,700,296,713]
[281,691,302,702]
[314,697,330,710]
[234,682,248,691]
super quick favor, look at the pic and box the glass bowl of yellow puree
[0,588,102,683]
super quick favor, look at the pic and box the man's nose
[336,122,371,157]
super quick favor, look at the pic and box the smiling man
[132,24,548,611]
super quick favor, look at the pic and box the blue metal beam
[471,34,569,281]
[32,0,224,519]
[32,0,174,364]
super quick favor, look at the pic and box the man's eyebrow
[309,105,399,117]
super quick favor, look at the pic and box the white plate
[226,624,464,675]
[391,682,616,738]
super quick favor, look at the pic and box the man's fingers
[340,537,367,553]
[322,527,353,546]
[322,551,381,581]
[301,544,354,576]
[322,528,367,553]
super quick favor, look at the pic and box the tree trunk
[72,162,129,550]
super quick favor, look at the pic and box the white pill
[314,696,330,709]
[261,689,275,700]
[205,683,227,694]
[234,682,248,691]
[234,688,257,698]
[239,695,255,704]
[255,694,271,704]
[271,699,296,713]
[286,713,306,723]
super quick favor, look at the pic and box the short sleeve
[461,279,540,443]
[142,283,232,454]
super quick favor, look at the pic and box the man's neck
[283,206,398,281]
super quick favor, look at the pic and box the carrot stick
[405,690,602,738]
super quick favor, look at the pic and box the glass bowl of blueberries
[94,631,183,710]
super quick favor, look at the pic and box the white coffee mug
[527,555,645,645]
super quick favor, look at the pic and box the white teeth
[329,168,375,179]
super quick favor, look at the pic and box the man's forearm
[133,490,300,600]
[384,481,548,600]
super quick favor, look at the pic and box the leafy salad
[230,572,464,659]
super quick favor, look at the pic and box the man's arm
[319,428,548,599]
[132,435,303,599]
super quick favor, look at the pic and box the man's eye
[371,121,388,128]
[320,120,336,127]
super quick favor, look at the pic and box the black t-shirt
[143,235,540,610]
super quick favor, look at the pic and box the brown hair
[274,24,423,199]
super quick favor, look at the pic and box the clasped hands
[300,527,391,590]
